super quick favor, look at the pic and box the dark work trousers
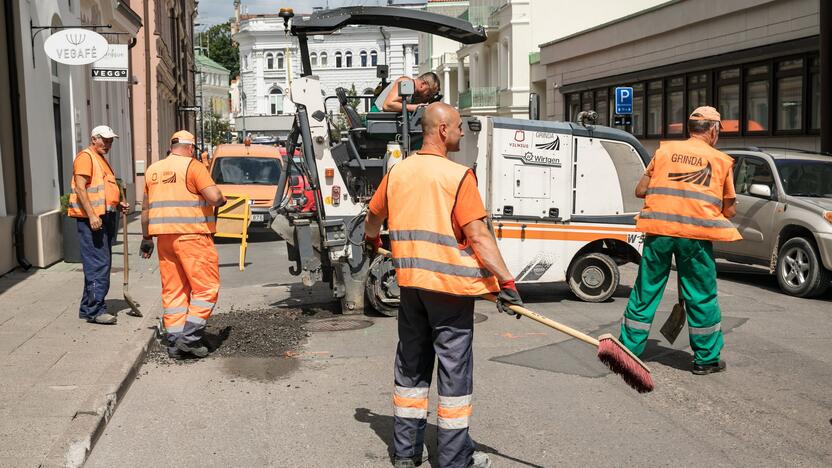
[77,212,118,320]
[393,287,475,468]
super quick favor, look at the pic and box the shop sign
[92,44,128,82]
[44,29,109,65]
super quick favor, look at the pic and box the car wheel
[776,237,831,298]
[567,252,620,302]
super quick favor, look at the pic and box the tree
[204,112,232,149]
[201,22,239,80]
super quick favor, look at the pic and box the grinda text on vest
[670,153,704,167]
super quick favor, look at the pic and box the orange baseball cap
[170,130,195,145]
[689,106,721,122]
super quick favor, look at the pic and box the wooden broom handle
[375,248,600,347]
[121,187,129,285]
[481,294,600,347]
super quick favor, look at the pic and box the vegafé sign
[43,29,109,65]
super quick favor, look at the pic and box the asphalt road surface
[87,233,832,467]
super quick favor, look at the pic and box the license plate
[251,214,265,222]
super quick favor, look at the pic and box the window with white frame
[345,51,353,68]
[320,52,328,67]
[266,52,274,70]
[277,52,285,70]
[335,51,343,68]
[311,52,318,67]
[269,87,283,115]
[360,50,368,67]
[370,50,378,66]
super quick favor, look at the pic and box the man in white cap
[67,125,130,324]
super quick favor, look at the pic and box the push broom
[376,248,654,393]
[121,187,142,317]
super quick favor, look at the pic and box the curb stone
[41,325,158,468]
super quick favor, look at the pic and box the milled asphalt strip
[41,326,158,468]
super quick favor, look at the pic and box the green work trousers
[619,235,724,365]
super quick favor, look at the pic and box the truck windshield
[775,159,832,197]
[211,157,282,185]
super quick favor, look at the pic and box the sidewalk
[0,216,162,468]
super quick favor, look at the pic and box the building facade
[196,49,231,150]
[131,0,198,203]
[0,0,141,272]
[231,3,421,139]
[541,0,824,153]
[418,0,470,108]
[451,0,665,118]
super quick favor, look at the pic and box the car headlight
[825,211,832,225]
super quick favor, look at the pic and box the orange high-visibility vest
[145,154,216,235]
[68,148,120,218]
[387,153,498,296]
[637,138,741,242]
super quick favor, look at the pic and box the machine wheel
[365,255,400,316]
[567,252,619,302]
[776,237,831,298]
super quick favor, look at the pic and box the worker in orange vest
[364,103,521,468]
[68,125,130,325]
[619,106,741,375]
[139,130,227,359]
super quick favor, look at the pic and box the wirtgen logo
[668,162,712,186]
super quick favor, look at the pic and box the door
[721,155,780,261]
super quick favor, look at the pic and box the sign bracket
[29,22,129,67]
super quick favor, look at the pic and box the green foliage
[204,112,232,148]
[202,22,239,80]
[60,193,70,215]
[347,84,360,109]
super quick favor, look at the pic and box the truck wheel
[776,237,831,298]
[567,252,619,303]
[365,255,400,316]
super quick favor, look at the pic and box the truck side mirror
[749,184,772,199]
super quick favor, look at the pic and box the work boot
[175,340,209,358]
[469,451,492,468]
[392,459,417,468]
[89,313,117,325]
[692,360,726,375]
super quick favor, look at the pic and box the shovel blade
[660,302,686,344]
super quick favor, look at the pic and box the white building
[231,4,422,139]
[0,0,141,272]
[418,0,470,107]
[424,0,667,118]
[196,50,231,121]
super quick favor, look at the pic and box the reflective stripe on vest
[145,155,216,235]
[386,153,498,296]
[67,149,120,218]
[637,139,741,242]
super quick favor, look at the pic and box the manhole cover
[474,312,488,323]
[306,318,374,332]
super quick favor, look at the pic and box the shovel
[121,187,142,317]
[659,274,685,344]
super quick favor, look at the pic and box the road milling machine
[270,6,651,315]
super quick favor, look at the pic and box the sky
[196,0,426,28]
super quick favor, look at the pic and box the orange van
[209,143,283,229]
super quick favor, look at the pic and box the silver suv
[713,147,832,298]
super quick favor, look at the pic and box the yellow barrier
[214,193,250,271]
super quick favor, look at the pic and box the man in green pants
[619,106,741,375]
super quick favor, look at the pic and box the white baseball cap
[91,125,119,139]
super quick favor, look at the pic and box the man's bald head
[421,102,464,153]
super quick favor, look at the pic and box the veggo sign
[43,29,109,65]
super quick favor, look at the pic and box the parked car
[210,143,314,230]
[713,147,832,297]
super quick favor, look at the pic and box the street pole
[820,0,831,153]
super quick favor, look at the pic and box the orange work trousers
[157,233,219,345]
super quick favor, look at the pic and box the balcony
[430,52,459,70]
[457,4,500,29]
[459,87,499,109]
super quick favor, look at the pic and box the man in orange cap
[619,106,741,375]
[140,130,227,359]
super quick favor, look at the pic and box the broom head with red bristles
[597,333,654,393]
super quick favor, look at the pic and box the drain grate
[474,312,488,324]
[306,318,374,332]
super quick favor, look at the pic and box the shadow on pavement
[517,282,632,305]
[202,325,233,352]
[354,408,544,468]
[0,269,37,297]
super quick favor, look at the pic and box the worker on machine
[373,72,440,112]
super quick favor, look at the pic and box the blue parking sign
[615,87,633,115]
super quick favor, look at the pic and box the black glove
[496,280,523,319]
[139,238,155,258]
